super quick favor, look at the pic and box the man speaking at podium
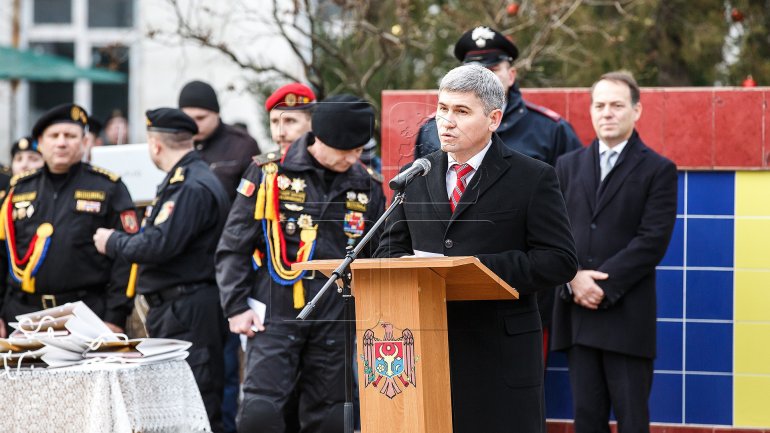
[375,64,578,433]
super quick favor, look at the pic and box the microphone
[388,158,432,191]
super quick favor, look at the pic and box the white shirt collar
[447,139,493,173]
[598,139,628,156]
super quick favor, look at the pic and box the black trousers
[237,319,345,433]
[145,286,227,433]
[567,345,653,433]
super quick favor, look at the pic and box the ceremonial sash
[252,163,318,308]
[0,191,53,293]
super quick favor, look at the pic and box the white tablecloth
[0,360,211,433]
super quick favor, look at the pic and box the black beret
[178,80,220,113]
[311,94,374,150]
[87,117,103,136]
[454,26,519,66]
[146,108,199,134]
[11,136,40,158]
[31,103,89,138]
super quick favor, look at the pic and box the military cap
[11,136,40,158]
[311,94,374,150]
[178,80,220,113]
[265,83,316,111]
[145,108,199,134]
[31,103,89,138]
[454,26,519,66]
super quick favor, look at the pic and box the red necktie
[450,163,474,212]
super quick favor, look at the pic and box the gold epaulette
[88,165,121,182]
[10,168,42,187]
[169,167,186,184]
[366,167,383,183]
[252,151,282,167]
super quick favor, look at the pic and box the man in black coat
[376,64,577,433]
[552,71,678,433]
[414,26,583,352]
[179,80,261,202]
[94,108,230,432]
[216,95,385,433]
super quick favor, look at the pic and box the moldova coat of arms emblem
[361,322,418,399]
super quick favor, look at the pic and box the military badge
[12,192,36,203]
[471,26,495,48]
[290,178,307,193]
[237,178,256,197]
[297,214,314,229]
[344,211,365,238]
[154,201,175,225]
[284,203,304,212]
[169,167,185,184]
[120,210,140,234]
[76,200,101,213]
[285,218,298,236]
[26,204,34,218]
[277,174,291,190]
[346,191,367,212]
[74,190,106,201]
[361,323,417,399]
[18,138,29,150]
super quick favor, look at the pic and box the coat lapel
[450,136,511,222]
[424,149,452,222]
[594,132,647,217]
[579,141,600,216]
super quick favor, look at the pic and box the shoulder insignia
[10,169,42,187]
[89,165,121,182]
[524,100,562,122]
[169,167,185,184]
[252,151,282,166]
[366,167,383,183]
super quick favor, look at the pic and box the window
[33,0,72,24]
[88,0,133,28]
[90,45,130,126]
[28,43,75,128]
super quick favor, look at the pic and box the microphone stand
[297,190,406,433]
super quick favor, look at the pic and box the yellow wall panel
[735,219,770,269]
[734,323,770,375]
[734,271,770,321]
[734,375,770,427]
[736,172,770,216]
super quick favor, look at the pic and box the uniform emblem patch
[154,201,175,225]
[237,178,256,197]
[361,322,418,399]
[121,210,139,234]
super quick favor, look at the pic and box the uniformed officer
[0,103,136,338]
[93,108,230,433]
[216,94,386,433]
[414,26,584,355]
[10,136,45,175]
[266,82,316,155]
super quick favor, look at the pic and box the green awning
[0,45,126,83]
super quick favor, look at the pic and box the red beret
[265,83,316,112]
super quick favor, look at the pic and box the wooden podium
[293,256,518,433]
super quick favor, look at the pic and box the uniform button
[196,144,203,150]
[587,257,593,263]
[444,239,453,249]
[590,223,597,230]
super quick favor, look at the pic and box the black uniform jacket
[216,133,386,321]
[106,151,230,293]
[415,83,583,165]
[195,121,261,202]
[374,135,577,431]
[552,131,678,358]
[0,163,135,325]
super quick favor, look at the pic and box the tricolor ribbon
[0,191,54,294]
[252,163,318,308]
